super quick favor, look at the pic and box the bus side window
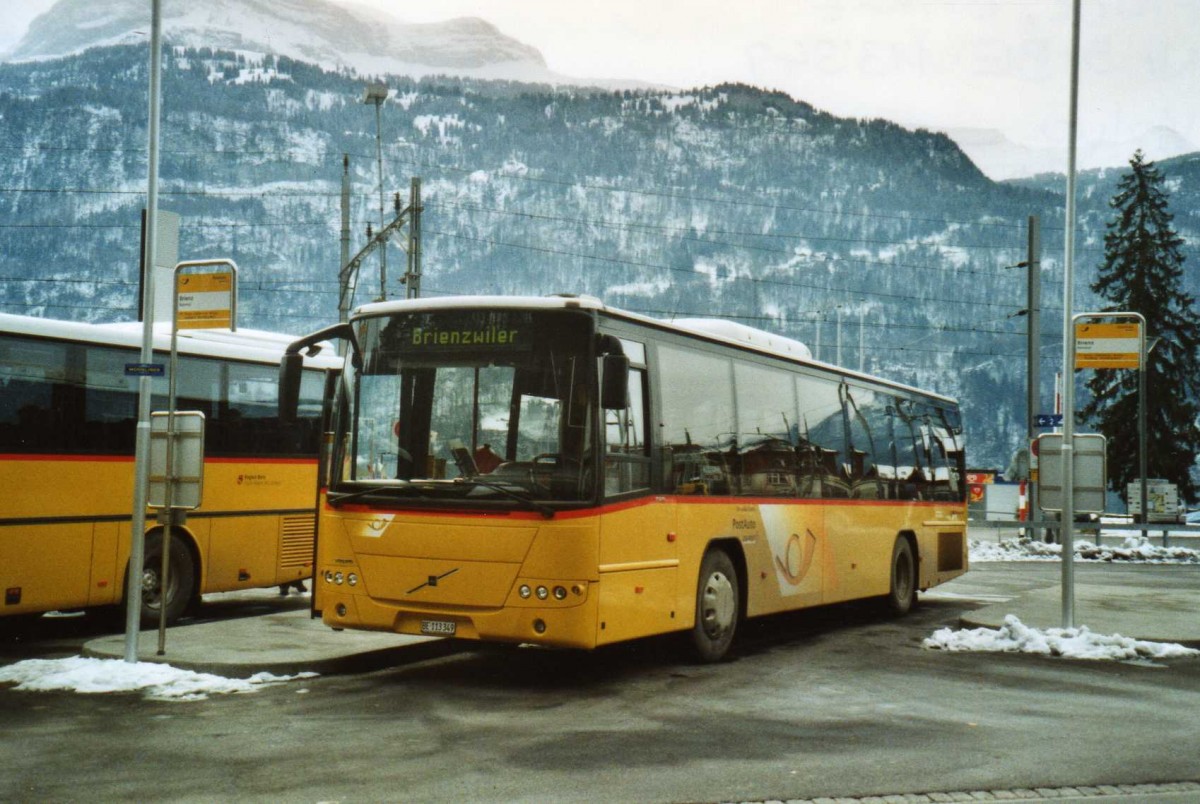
[0,335,70,453]
[892,403,919,500]
[734,362,799,497]
[795,373,846,499]
[659,345,735,496]
[603,368,649,496]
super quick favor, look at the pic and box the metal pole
[374,101,387,301]
[406,177,422,299]
[836,307,843,366]
[340,154,350,326]
[858,308,865,373]
[1027,216,1041,519]
[158,277,182,656]
[125,0,164,662]
[1139,332,1149,529]
[1060,0,1082,629]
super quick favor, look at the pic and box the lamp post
[363,82,389,301]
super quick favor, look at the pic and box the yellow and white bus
[0,313,338,625]
[281,295,967,661]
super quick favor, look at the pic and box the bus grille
[280,514,316,569]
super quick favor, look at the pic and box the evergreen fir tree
[1081,150,1200,504]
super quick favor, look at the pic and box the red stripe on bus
[324,493,960,521]
[0,454,317,465]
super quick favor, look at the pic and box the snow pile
[970,535,1200,564]
[925,615,1200,662]
[970,538,1063,562]
[0,657,316,702]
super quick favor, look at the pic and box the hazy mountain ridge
[2,44,1198,471]
[10,0,550,80]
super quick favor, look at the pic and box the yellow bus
[281,295,967,661]
[0,312,338,625]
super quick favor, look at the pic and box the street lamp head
[362,82,389,104]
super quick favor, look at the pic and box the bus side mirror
[279,352,304,423]
[277,322,357,423]
[601,354,629,410]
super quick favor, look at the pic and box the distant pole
[340,154,350,313]
[362,83,389,301]
[1026,215,1041,518]
[125,0,164,663]
[1060,0,1082,629]
[857,307,865,373]
[374,100,386,300]
[406,176,422,299]
[836,306,843,366]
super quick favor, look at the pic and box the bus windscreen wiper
[327,480,414,506]
[453,477,555,519]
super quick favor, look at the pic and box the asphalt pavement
[83,604,460,676]
[82,567,1200,677]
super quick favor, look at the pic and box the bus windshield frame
[330,308,600,512]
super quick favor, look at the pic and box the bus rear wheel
[139,533,195,627]
[885,536,917,615]
[691,548,739,663]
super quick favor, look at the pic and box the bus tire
[885,536,917,615]
[139,532,196,627]
[691,548,739,663]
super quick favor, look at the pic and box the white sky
[3,0,1198,161]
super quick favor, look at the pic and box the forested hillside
[3,45,1198,469]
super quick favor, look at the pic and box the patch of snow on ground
[925,615,1199,662]
[0,657,316,702]
[970,535,1200,564]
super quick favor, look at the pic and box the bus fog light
[519,585,532,599]
[536,586,549,600]
[533,619,546,634]
[335,603,347,617]
[553,586,567,600]
[334,572,344,585]
[347,573,358,587]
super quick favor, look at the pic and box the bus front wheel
[885,536,917,615]
[691,548,739,663]
[139,532,196,626]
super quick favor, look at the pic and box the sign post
[1060,311,1145,630]
[151,260,236,654]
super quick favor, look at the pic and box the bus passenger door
[596,364,677,644]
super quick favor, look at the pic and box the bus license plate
[420,619,456,636]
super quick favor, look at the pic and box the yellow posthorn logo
[775,529,817,585]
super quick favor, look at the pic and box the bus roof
[351,295,957,405]
[0,312,341,369]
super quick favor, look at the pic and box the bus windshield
[334,308,596,507]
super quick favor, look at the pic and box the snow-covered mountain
[3,40,1199,471]
[7,0,556,82]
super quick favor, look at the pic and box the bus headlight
[347,573,358,587]
[519,585,532,599]
[553,586,567,600]
[536,586,549,600]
